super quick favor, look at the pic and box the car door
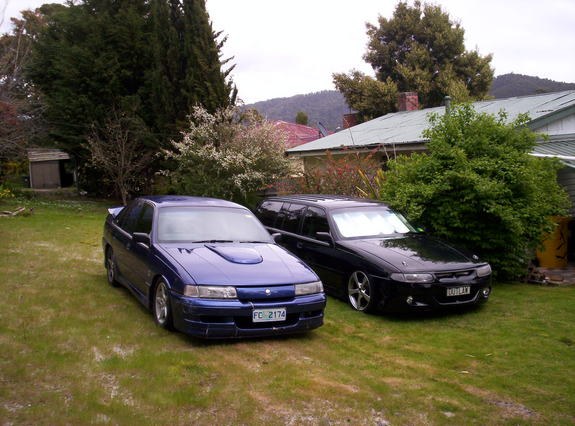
[275,202,307,253]
[125,202,154,297]
[296,207,349,297]
[113,201,141,285]
[114,200,153,296]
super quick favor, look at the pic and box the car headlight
[390,273,434,283]
[295,281,324,295]
[476,264,492,277]
[184,285,237,299]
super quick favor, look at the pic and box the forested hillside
[247,91,351,131]
[247,74,575,131]
[489,73,575,98]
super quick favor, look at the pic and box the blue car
[102,195,326,339]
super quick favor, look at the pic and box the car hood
[161,243,318,285]
[338,234,479,272]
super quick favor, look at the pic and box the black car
[102,195,325,338]
[255,194,491,312]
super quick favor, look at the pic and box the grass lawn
[1,197,574,425]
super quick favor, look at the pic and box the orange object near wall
[537,217,570,268]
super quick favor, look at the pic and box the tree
[163,105,293,204]
[86,107,154,205]
[0,7,55,163]
[295,111,308,125]
[333,1,493,121]
[147,0,236,136]
[332,70,397,122]
[26,0,235,195]
[368,104,569,279]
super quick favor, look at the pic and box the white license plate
[447,286,471,297]
[252,308,286,323]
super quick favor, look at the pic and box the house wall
[537,113,575,134]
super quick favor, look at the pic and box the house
[287,90,575,209]
[273,120,323,149]
[287,90,575,269]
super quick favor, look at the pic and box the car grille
[435,269,475,281]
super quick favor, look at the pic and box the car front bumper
[381,276,492,311]
[170,293,326,339]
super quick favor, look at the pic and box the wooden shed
[27,148,74,189]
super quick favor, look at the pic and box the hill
[246,74,575,131]
[489,73,575,98]
[247,90,351,131]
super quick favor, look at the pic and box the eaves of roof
[532,133,575,168]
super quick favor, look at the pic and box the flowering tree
[163,105,293,203]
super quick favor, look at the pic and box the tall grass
[1,197,574,425]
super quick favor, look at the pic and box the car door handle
[296,242,303,249]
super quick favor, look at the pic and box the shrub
[291,149,380,196]
[374,104,570,279]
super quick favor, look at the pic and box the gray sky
[2,0,575,103]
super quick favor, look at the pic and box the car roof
[136,195,245,209]
[261,194,389,210]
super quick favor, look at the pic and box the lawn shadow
[380,303,487,323]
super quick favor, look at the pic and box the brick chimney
[398,92,419,111]
[342,113,358,129]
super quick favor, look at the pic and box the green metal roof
[287,90,575,155]
[532,134,575,168]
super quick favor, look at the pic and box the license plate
[252,308,286,323]
[447,286,471,297]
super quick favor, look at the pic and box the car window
[301,207,330,238]
[331,207,415,238]
[279,203,306,233]
[134,203,153,234]
[116,202,141,233]
[255,201,282,227]
[157,207,272,243]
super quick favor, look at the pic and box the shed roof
[28,148,70,162]
[287,90,575,155]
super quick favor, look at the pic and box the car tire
[153,280,174,330]
[347,271,378,313]
[105,248,120,287]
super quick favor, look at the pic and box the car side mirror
[315,232,334,246]
[272,233,283,244]
[133,232,151,247]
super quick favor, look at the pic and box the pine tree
[26,0,236,197]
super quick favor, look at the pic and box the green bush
[375,104,570,279]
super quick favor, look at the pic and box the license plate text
[446,286,471,297]
[252,308,286,323]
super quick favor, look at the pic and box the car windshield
[331,207,416,239]
[157,207,273,243]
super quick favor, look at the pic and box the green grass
[1,197,574,425]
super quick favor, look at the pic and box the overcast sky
[2,0,574,104]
